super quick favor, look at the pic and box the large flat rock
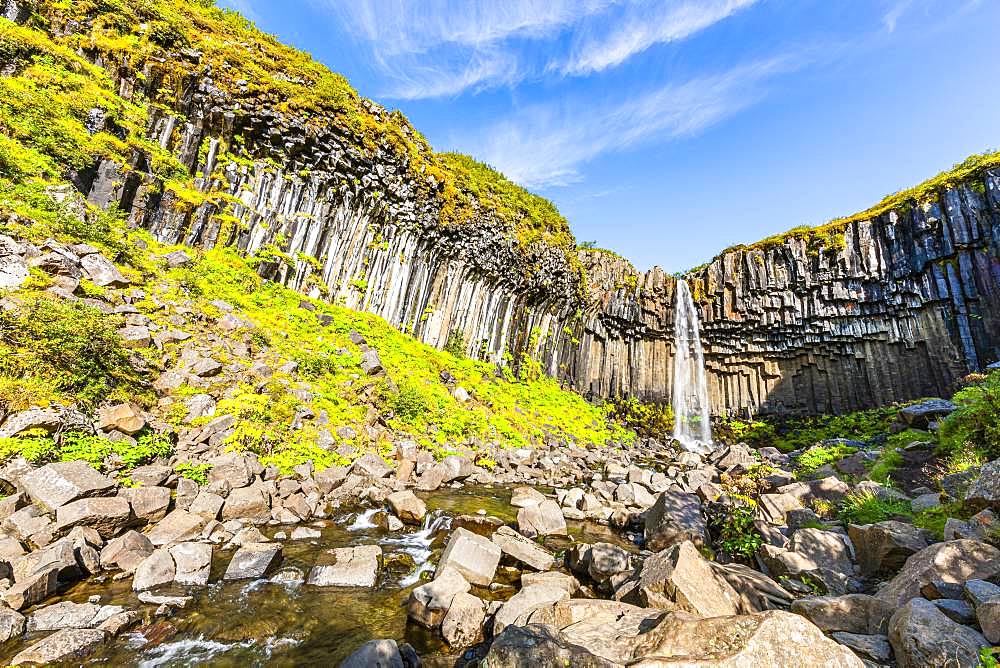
[20,462,116,511]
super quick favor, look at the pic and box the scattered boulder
[146,510,208,547]
[437,527,501,586]
[643,491,708,551]
[169,542,212,586]
[491,526,555,571]
[20,461,116,511]
[622,540,739,617]
[849,521,929,577]
[481,624,615,668]
[898,399,956,427]
[888,597,987,668]
[517,500,567,538]
[96,403,146,435]
[54,496,132,539]
[221,485,271,524]
[100,531,154,573]
[340,639,404,668]
[493,584,570,635]
[119,486,170,523]
[352,453,392,479]
[0,607,26,643]
[966,459,1000,511]
[307,545,382,587]
[132,548,175,591]
[631,610,863,667]
[10,628,106,666]
[223,542,282,580]
[27,601,101,632]
[790,594,894,634]
[875,540,1000,606]
[510,486,546,509]
[407,566,470,628]
[386,490,426,525]
[441,591,486,648]
[79,252,128,287]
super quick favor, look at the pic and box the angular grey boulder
[643,491,708,551]
[20,461,116,511]
[437,527,501,586]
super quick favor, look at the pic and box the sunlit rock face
[77,38,1000,418]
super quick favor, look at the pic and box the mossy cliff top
[1,0,576,264]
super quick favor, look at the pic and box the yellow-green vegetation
[722,404,904,453]
[715,150,1000,260]
[437,153,574,250]
[1,2,585,276]
[0,429,171,474]
[913,501,967,541]
[864,428,932,484]
[0,186,634,472]
[174,462,212,485]
[794,442,858,479]
[0,294,152,411]
[939,369,1000,461]
[607,397,674,439]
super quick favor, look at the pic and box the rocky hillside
[2,0,997,420]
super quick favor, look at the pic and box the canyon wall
[39,7,1000,417]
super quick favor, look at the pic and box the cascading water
[672,279,713,453]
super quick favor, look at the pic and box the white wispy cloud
[311,0,755,99]
[882,0,915,32]
[557,0,758,75]
[460,57,793,188]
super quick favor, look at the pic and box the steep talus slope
[3,0,999,417]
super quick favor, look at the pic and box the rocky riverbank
[0,396,998,666]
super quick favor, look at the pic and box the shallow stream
[10,485,637,666]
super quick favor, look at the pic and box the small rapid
[380,511,452,586]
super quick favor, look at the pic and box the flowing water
[672,279,713,453]
[18,485,637,667]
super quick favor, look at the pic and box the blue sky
[220,0,1000,272]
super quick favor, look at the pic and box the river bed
[13,485,637,666]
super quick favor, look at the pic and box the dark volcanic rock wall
[34,7,1000,417]
[691,178,1000,415]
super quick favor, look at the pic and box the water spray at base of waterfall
[672,279,714,454]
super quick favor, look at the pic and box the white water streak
[672,280,713,453]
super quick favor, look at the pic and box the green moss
[795,443,857,478]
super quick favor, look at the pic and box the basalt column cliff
[19,2,1000,418]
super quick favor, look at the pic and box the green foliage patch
[838,489,911,526]
[939,370,1000,461]
[0,295,150,411]
[795,442,858,478]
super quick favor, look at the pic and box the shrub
[939,370,1000,460]
[711,498,763,562]
[838,489,911,526]
[0,297,149,409]
[444,329,466,357]
[175,462,212,485]
[607,396,674,439]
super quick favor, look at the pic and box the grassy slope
[0,187,632,473]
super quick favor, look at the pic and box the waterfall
[672,279,713,453]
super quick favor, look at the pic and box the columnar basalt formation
[26,5,1000,418]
